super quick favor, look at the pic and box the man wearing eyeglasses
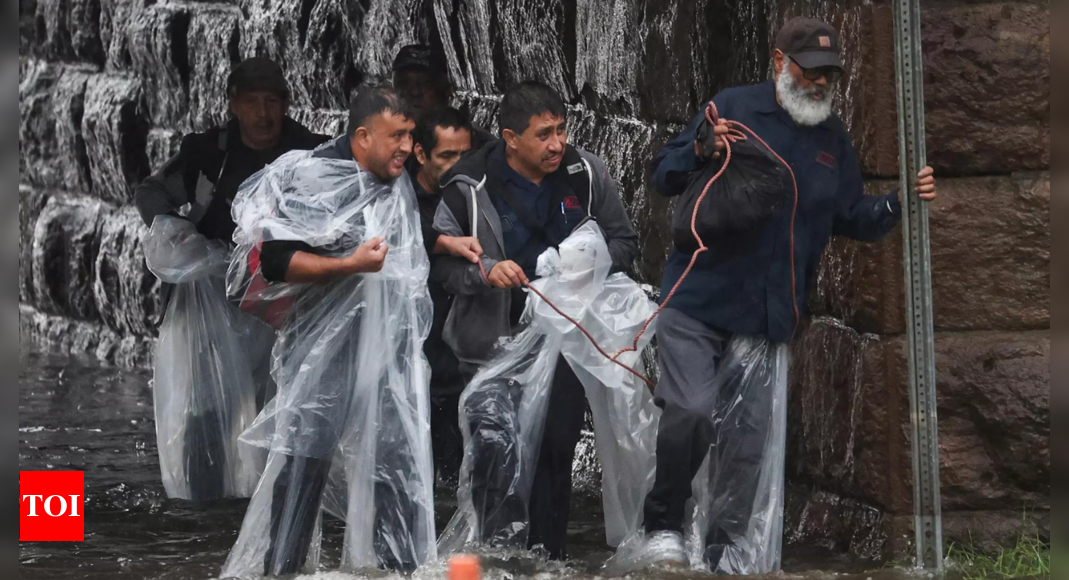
[629,17,938,572]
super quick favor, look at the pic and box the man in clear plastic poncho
[220,86,480,579]
[136,57,329,501]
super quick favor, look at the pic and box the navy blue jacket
[487,143,586,280]
[655,81,902,343]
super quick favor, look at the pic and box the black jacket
[135,117,330,241]
[652,81,902,343]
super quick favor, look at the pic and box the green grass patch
[1050,541,1064,580]
[946,533,1051,579]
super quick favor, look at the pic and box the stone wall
[18,0,1049,559]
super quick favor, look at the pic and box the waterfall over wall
[19,0,1049,560]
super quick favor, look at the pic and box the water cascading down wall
[18,0,1049,560]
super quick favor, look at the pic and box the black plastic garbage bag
[671,118,793,254]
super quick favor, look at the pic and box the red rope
[479,101,800,393]
[484,258,660,391]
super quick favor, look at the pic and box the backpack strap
[561,147,593,216]
[187,128,230,224]
[441,178,480,237]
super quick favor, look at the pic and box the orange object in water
[448,555,482,580]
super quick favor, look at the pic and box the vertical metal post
[892,0,944,571]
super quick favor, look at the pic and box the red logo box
[20,472,85,542]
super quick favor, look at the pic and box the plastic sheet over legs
[144,216,275,501]
[439,223,661,557]
[606,336,790,576]
[689,337,789,575]
[446,330,561,552]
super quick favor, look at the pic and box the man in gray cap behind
[392,44,494,147]
[392,44,453,122]
[625,17,939,572]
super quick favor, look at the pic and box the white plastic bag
[144,216,275,501]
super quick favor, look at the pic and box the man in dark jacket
[409,106,475,488]
[634,17,938,570]
[432,81,640,560]
[136,57,330,242]
[134,57,329,502]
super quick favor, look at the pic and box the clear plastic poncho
[438,222,661,555]
[220,150,436,578]
[143,216,276,501]
[605,337,790,576]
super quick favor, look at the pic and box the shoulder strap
[213,127,231,183]
[442,181,474,237]
[561,147,592,213]
[187,128,231,224]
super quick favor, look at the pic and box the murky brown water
[20,348,951,580]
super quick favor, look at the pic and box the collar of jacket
[753,80,781,115]
[315,134,355,161]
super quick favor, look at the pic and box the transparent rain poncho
[605,337,790,576]
[438,222,661,556]
[143,216,275,501]
[220,150,435,578]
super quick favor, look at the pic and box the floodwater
[20,348,944,580]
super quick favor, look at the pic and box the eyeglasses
[789,57,843,83]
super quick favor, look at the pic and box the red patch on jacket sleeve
[816,151,836,168]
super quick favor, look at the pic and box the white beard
[776,68,835,127]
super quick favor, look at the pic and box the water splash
[573,0,642,113]
[785,485,888,561]
[790,317,878,485]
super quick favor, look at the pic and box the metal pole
[892,0,944,571]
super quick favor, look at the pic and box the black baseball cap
[226,57,291,101]
[392,44,447,75]
[775,17,844,71]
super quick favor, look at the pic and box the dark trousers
[465,356,586,561]
[528,358,586,560]
[641,308,775,565]
[264,455,330,576]
[430,392,465,488]
[263,398,421,576]
[185,410,227,501]
[184,320,272,502]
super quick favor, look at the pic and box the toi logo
[20,472,85,542]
